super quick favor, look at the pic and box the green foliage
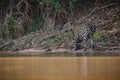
[93,31,108,47]
[93,31,104,40]
[1,16,17,39]
[0,15,44,39]
[43,0,62,12]
[52,36,63,43]
[42,32,73,49]
[7,16,16,27]
[52,1,62,12]
[28,18,44,32]
[31,0,42,2]
[7,16,17,39]
[68,0,76,11]
[35,0,79,12]
[63,32,74,41]
[52,32,73,44]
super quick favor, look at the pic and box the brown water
[0,57,120,80]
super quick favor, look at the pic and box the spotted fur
[71,23,96,50]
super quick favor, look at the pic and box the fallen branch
[16,0,32,22]
[0,41,13,49]
[95,44,120,50]
[97,17,120,30]
[76,2,120,23]
[87,3,119,18]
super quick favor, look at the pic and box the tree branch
[0,41,13,49]
[76,2,120,23]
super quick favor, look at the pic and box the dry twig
[76,3,120,23]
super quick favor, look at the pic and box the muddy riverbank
[0,49,120,57]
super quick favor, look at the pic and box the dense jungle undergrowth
[0,0,120,51]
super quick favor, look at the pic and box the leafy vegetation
[0,0,119,51]
[28,17,44,33]
[93,31,104,40]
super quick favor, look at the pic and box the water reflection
[0,57,120,80]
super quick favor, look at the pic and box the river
[0,57,120,80]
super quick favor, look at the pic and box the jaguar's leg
[83,39,87,51]
[90,37,95,50]
[73,36,82,51]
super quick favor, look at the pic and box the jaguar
[72,23,96,51]
[64,22,96,51]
